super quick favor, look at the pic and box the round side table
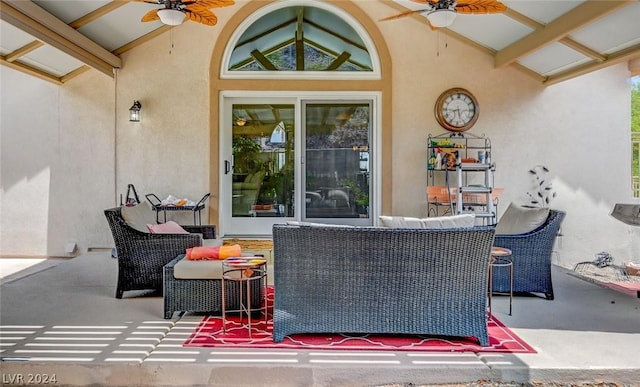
[221,257,268,338]
[489,246,513,316]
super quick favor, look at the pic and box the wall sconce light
[129,100,142,122]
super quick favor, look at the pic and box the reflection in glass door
[303,102,371,225]
[231,104,295,219]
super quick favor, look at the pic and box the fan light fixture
[270,121,286,144]
[157,8,186,26]
[129,100,142,122]
[427,8,457,28]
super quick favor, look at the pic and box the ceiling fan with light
[381,0,506,28]
[134,0,235,26]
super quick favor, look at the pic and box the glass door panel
[231,104,295,219]
[303,102,371,225]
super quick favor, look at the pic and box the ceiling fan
[381,0,506,29]
[135,0,235,26]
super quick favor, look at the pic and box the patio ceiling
[1,0,639,85]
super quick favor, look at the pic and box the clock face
[435,88,479,132]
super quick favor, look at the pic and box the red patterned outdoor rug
[184,288,535,353]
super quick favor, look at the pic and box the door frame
[219,90,382,237]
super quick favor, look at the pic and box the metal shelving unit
[426,132,499,225]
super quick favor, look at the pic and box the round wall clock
[434,88,479,132]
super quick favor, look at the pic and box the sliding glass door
[221,95,376,236]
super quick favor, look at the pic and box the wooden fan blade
[131,0,163,4]
[184,9,218,26]
[409,0,440,4]
[141,9,160,22]
[455,0,506,14]
[379,8,429,21]
[189,0,235,9]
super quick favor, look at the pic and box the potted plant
[341,178,369,215]
[232,136,262,174]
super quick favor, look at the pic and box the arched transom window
[223,1,378,77]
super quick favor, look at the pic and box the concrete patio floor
[1,252,639,387]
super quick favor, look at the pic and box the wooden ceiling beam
[630,58,640,77]
[504,6,607,62]
[495,0,634,68]
[0,0,121,77]
[68,1,127,29]
[2,46,91,84]
[59,65,92,83]
[544,43,640,86]
[113,25,171,55]
[305,19,367,52]
[296,7,304,71]
[4,40,43,62]
[0,55,62,84]
[236,18,295,48]
[251,49,277,70]
[559,37,607,62]
[326,52,351,71]
[502,7,543,29]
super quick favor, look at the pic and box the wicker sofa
[492,209,565,300]
[272,223,496,346]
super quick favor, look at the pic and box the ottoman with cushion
[163,251,264,319]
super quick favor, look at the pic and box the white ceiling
[1,0,639,85]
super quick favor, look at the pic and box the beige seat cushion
[495,203,549,235]
[173,248,264,280]
[174,257,224,279]
[173,239,222,278]
[379,214,476,229]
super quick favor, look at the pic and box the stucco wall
[113,21,214,224]
[1,68,115,255]
[1,0,638,267]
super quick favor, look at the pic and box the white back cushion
[379,214,476,229]
[495,203,549,235]
[120,202,156,233]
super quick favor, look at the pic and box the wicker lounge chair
[104,207,202,298]
[272,224,496,346]
[492,209,565,300]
